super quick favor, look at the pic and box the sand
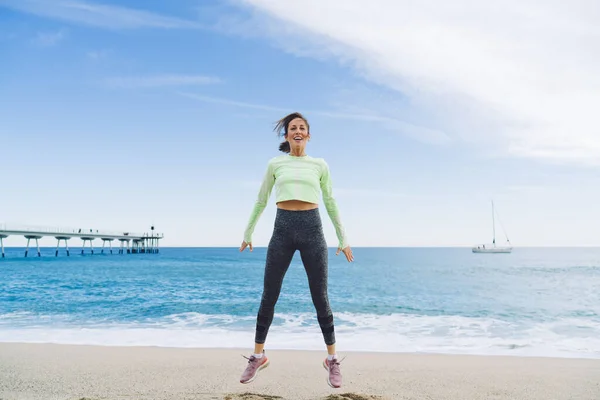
[0,343,599,400]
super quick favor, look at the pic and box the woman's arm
[243,161,275,244]
[320,159,349,249]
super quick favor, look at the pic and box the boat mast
[492,200,496,245]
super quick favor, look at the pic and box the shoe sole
[240,358,269,384]
[322,359,341,388]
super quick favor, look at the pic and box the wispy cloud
[33,28,67,46]
[105,75,221,88]
[178,92,450,144]
[178,92,286,112]
[225,0,600,165]
[0,0,202,30]
[87,49,111,60]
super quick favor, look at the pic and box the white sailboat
[472,201,512,253]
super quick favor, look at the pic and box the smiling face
[285,117,310,152]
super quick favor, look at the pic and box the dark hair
[274,112,310,153]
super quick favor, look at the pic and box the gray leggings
[255,208,335,346]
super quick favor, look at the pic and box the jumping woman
[239,112,354,388]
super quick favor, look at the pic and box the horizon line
[1,245,599,249]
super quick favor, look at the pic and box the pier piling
[24,235,42,257]
[101,238,114,255]
[81,237,95,255]
[0,235,6,258]
[118,238,131,255]
[55,237,70,256]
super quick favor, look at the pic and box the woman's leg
[298,227,335,349]
[240,218,295,384]
[298,224,344,388]
[254,226,296,347]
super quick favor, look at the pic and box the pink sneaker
[323,356,345,388]
[240,350,269,384]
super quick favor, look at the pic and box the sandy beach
[0,343,598,400]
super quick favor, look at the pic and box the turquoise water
[1,247,599,358]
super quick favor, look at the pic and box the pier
[0,223,163,258]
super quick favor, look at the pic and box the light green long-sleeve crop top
[243,154,349,249]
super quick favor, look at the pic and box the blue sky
[1,0,599,247]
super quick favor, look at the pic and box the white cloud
[227,0,600,165]
[33,28,67,46]
[178,92,287,113]
[0,0,202,29]
[178,92,449,144]
[86,49,111,60]
[105,75,221,88]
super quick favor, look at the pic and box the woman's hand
[239,241,253,252]
[336,246,354,262]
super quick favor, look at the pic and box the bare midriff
[276,199,318,211]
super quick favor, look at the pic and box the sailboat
[472,201,512,253]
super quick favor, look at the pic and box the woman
[239,112,353,389]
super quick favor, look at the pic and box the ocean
[1,247,599,359]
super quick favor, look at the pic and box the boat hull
[472,247,512,253]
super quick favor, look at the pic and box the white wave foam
[0,312,599,359]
